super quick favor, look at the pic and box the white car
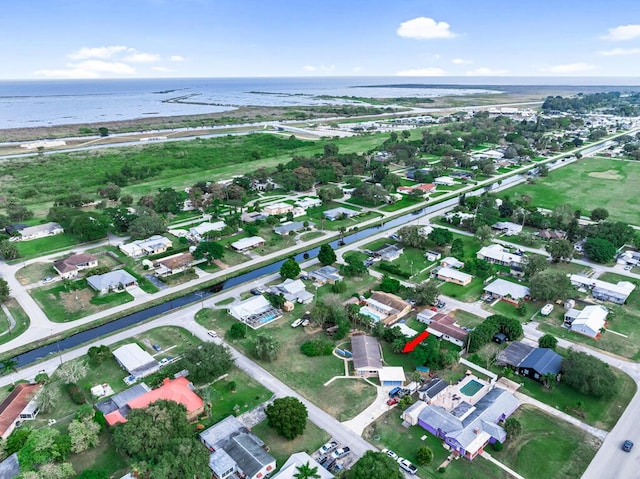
[397,458,418,475]
[42,277,54,284]
[207,330,218,338]
[382,448,399,461]
[291,318,303,328]
[319,440,338,454]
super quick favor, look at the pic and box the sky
[2,0,640,79]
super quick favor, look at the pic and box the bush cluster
[65,383,86,405]
[377,261,411,279]
[300,339,334,357]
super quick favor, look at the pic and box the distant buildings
[262,203,305,217]
[564,305,608,338]
[307,266,343,285]
[323,207,359,221]
[477,244,525,267]
[569,274,636,304]
[7,222,64,241]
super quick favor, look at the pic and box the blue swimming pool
[359,306,382,323]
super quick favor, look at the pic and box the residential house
[262,202,304,217]
[360,291,411,326]
[402,401,429,426]
[323,207,359,221]
[417,378,448,403]
[15,222,64,241]
[272,452,334,479]
[425,250,442,262]
[617,249,640,267]
[443,212,475,223]
[373,244,404,262]
[119,235,172,258]
[154,252,194,277]
[564,305,608,338]
[112,343,161,380]
[251,178,280,191]
[417,311,468,347]
[4,224,27,236]
[351,335,383,378]
[274,221,314,236]
[441,257,464,269]
[295,197,322,209]
[231,236,265,252]
[103,377,203,426]
[417,387,519,460]
[271,279,314,304]
[241,211,268,223]
[0,383,42,439]
[228,295,282,328]
[569,274,636,304]
[497,341,563,382]
[200,416,276,479]
[307,265,343,285]
[53,253,98,279]
[95,383,151,419]
[188,221,226,241]
[491,222,523,236]
[86,270,137,295]
[436,267,472,286]
[483,279,530,305]
[434,176,456,186]
[477,244,525,267]
[537,229,566,241]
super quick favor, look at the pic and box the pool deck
[430,374,491,411]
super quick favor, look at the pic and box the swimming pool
[359,306,382,323]
[460,379,484,396]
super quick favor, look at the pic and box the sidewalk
[480,451,526,479]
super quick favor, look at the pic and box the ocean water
[0,76,638,129]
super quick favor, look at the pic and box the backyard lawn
[14,233,84,259]
[505,157,640,225]
[438,276,485,301]
[492,405,600,479]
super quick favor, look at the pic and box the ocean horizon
[2,76,640,130]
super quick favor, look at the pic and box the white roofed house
[295,197,322,209]
[17,222,64,241]
[440,257,464,269]
[228,295,282,328]
[273,221,314,236]
[569,274,636,305]
[119,235,172,258]
[86,270,137,295]
[263,202,305,217]
[323,207,359,221]
[271,279,314,304]
[477,244,524,267]
[491,222,523,236]
[188,221,226,241]
[231,236,265,252]
[307,266,343,285]
[436,267,473,286]
[434,176,456,186]
[564,305,608,338]
[112,343,161,380]
[483,279,530,306]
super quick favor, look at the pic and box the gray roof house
[95,383,151,417]
[417,388,519,460]
[497,341,562,382]
[0,453,20,479]
[351,335,383,377]
[272,279,314,304]
[374,244,404,262]
[483,278,530,305]
[86,270,137,295]
[307,266,343,284]
[274,221,314,236]
[323,207,358,221]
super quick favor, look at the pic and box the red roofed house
[417,310,469,348]
[414,183,436,193]
[0,383,42,439]
[53,253,98,279]
[104,377,204,426]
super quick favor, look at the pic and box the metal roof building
[112,343,160,380]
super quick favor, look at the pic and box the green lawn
[0,299,30,345]
[123,268,159,294]
[15,262,57,285]
[364,410,508,479]
[14,233,83,259]
[381,196,424,212]
[252,419,330,469]
[505,157,640,225]
[438,276,485,301]
[492,405,600,479]
[451,309,485,328]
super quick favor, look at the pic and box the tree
[477,343,501,369]
[590,208,609,222]
[546,239,574,262]
[127,214,166,239]
[182,342,235,383]
[413,281,439,306]
[6,201,33,222]
[87,345,110,365]
[68,416,101,453]
[36,384,61,414]
[523,255,549,278]
[428,227,453,246]
[1,358,17,376]
[97,183,120,201]
[504,417,522,438]
[450,238,465,258]
[193,241,224,263]
[293,461,321,479]
[17,428,66,471]
[380,275,401,294]
[280,258,301,279]
[583,237,616,263]
[474,224,493,245]
[228,323,246,340]
[562,350,616,397]
[0,240,19,260]
[346,451,403,479]
[76,470,108,479]
[530,270,574,301]
[538,163,549,177]
[342,255,367,277]
[22,463,75,479]
[317,185,342,203]
[98,127,109,137]
[265,397,308,440]
[253,333,280,362]
[318,243,337,266]
[0,279,9,304]
[416,446,434,466]
[538,334,558,350]
[57,361,87,384]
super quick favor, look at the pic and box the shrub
[300,339,334,357]
[227,381,237,392]
[492,440,503,451]
[228,323,246,340]
[65,383,86,405]
[377,261,411,279]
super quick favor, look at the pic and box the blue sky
[2,0,640,79]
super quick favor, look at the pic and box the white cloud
[397,17,457,39]
[352,66,362,72]
[68,45,130,60]
[35,60,135,79]
[452,58,473,65]
[602,24,640,41]
[303,65,316,72]
[541,62,596,74]
[125,52,160,63]
[302,64,335,72]
[170,55,185,62]
[396,67,446,77]
[466,67,508,76]
[598,47,640,56]
[35,68,99,79]
[152,66,172,72]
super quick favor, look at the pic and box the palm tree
[1,358,17,375]
[294,462,321,479]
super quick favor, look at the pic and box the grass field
[14,233,84,259]
[15,262,57,285]
[492,405,600,479]
[0,299,30,346]
[505,157,640,224]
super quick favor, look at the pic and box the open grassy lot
[451,309,485,328]
[364,410,508,479]
[505,157,640,225]
[300,204,381,232]
[31,279,134,322]
[381,195,424,212]
[14,233,84,259]
[195,308,377,421]
[69,432,129,478]
[438,276,485,301]
[0,299,30,345]
[15,262,57,285]
[492,405,600,479]
[252,419,330,469]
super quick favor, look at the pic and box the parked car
[250,288,262,295]
[152,344,162,351]
[624,265,633,271]
[436,300,446,309]
[331,447,351,459]
[291,318,303,328]
[207,330,218,338]
[388,387,401,398]
[397,458,418,475]
[386,397,399,406]
[319,441,338,455]
[42,277,54,284]
[623,440,634,452]
[382,449,399,461]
